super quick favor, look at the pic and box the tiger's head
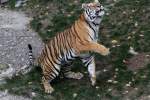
[82,0,105,22]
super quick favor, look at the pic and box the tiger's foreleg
[77,42,110,56]
[81,54,96,86]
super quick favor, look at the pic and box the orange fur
[37,3,110,94]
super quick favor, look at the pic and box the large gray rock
[0,0,9,3]
[0,90,31,100]
[0,8,44,80]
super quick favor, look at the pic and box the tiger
[28,0,110,94]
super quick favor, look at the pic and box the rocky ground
[0,8,43,100]
[0,90,31,100]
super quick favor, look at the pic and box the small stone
[123,59,128,63]
[139,34,144,37]
[31,92,36,97]
[70,11,75,14]
[73,93,78,98]
[46,6,49,9]
[115,68,119,72]
[133,72,137,75]
[113,81,118,84]
[108,88,112,92]
[28,82,32,85]
[67,14,71,17]
[123,11,126,14]
[125,91,129,93]
[114,75,117,78]
[134,22,138,27]
[48,29,51,32]
[97,94,100,97]
[131,9,135,13]
[146,55,150,57]
[112,45,116,48]
[107,80,113,83]
[74,0,78,4]
[111,40,118,44]
[106,13,110,15]
[125,84,131,87]
[123,91,128,94]
[96,86,99,89]
[116,45,120,47]
[103,69,107,72]
[84,71,88,74]
[134,87,138,90]
[127,36,131,39]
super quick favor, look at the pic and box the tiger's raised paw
[101,48,110,56]
[64,71,84,80]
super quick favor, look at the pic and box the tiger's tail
[18,44,35,74]
[28,44,34,66]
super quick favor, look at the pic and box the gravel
[0,7,44,100]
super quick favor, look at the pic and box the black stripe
[65,53,73,62]
[92,22,100,26]
[85,20,97,40]
[45,46,56,67]
[85,59,93,67]
[83,56,93,66]
[47,44,57,65]
[45,46,61,66]
[50,66,59,77]
[43,60,57,78]
[69,50,75,60]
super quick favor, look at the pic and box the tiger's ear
[82,3,87,9]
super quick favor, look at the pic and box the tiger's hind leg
[62,64,84,80]
[42,76,54,94]
[41,63,61,94]
[64,71,84,80]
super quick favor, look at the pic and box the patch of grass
[1,0,150,99]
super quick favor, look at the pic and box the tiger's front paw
[101,48,110,56]
[91,76,96,86]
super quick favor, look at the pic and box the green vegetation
[0,0,150,99]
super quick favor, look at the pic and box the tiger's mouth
[96,9,105,17]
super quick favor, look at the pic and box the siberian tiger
[28,0,110,94]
